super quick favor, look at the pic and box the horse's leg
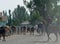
[2,33,6,41]
[30,31,31,35]
[23,29,26,35]
[41,28,44,36]
[55,33,58,42]
[30,30,32,35]
[47,33,51,41]
[27,29,28,32]
[33,30,34,35]
[39,29,41,35]
[0,34,1,40]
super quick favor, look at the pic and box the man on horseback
[43,15,59,41]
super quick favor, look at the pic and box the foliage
[3,10,7,16]
[23,0,59,25]
[6,9,12,26]
[12,5,29,25]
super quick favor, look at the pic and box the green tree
[3,10,7,16]
[23,0,58,25]
[7,9,12,26]
[29,10,43,25]
[12,5,29,25]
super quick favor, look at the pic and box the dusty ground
[0,33,60,44]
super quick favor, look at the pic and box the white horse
[46,23,60,41]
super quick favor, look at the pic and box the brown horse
[5,26,11,36]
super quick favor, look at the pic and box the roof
[21,21,30,24]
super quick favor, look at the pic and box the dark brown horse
[22,26,26,35]
[0,26,6,41]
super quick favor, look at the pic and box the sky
[0,0,60,12]
[0,0,30,12]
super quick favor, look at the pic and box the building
[0,12,8,26]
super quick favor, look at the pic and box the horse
[45,23,60,41]
[40,18,60,41]
[22,26,26,35]
[5,26,11,36]
[0,26,6,41]
[30,26,35,35]
[11,26,16,35]
[37,22,45,35]
[27,27,30,32]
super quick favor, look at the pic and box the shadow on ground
[30,40,58,43]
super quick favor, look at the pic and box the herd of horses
[16,23,60,41]
[0,23,60,41]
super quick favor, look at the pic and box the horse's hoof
[2,39,6,41]
[47,39,49,42]
[55,40,58,42]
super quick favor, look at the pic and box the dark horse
[30,26,35,35]
[37,22,44,35]
[0,26,6,41]
[27,27,30,32]
[11,26,16,35]
[22,26,26,35]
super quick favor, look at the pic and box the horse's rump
[47,24,59,33]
